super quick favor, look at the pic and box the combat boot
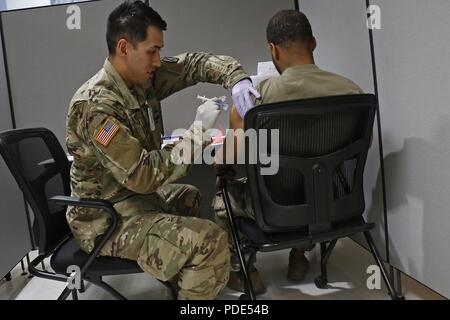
[227,266,267,295]
[287,248,310,281]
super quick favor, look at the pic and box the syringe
[197,95,229,111]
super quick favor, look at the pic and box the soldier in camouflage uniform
[66,1,259,300]
[213,10,364,294]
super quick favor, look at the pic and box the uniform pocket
[179,266,215,294]
[137,232,189,282]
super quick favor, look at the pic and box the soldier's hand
[194,99,221,130]
[231,79,261,119]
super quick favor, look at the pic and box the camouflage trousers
[96,184,230,300]
[212,178,310,270]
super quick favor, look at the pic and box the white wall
[3,0,88,10]
[5,0,50,10]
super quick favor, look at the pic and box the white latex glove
[194,99,221,130]
[170,100,221,166]
[231,79,261,118]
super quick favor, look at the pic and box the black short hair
[266,10,313,47]
[107,0,167,55]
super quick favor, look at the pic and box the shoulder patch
[162,56,179,64]
[95,118,120,147]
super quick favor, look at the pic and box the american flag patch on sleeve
[95,119,120,147]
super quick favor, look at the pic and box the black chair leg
[363,231,405,300]
[79,280,86,293]
[315,240,337,289]
[167,283,178,301]
[90,277,127,300]
[4,272,12,281]
[319,243,328,282]
[20,259,27,276]
[235,243,256,301]
[71,289,79,300]
[26,254,33,279]
[57,287,71,300]
[246,249,257,272]
[158,280,178,300]
[221,180,256,300]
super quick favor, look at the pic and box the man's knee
[191,220,229,263]
[179,223,230,299]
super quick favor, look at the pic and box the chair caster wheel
[239,294,250,300]
[392,295,405,300]
[315,276,328,289]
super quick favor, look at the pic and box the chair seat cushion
[50,238,143,276]
[237,218,310,251]
[236,217,373,252]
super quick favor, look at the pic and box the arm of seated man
[213,105,244,188]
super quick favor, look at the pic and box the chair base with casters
[28,236,178,300]
[28,233,179,300]
[221,179,405,301]
[312,231,404,301]
[0,128,178,300]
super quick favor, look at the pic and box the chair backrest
[0,128,71,254]
[244,94,376,234]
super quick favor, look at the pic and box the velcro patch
[162,56,179,64]
[95,119,120,147]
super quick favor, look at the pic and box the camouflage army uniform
[213,64,363,261]
[66,53,249,300]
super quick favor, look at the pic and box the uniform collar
[103,58,144,110]
[282,64,319,77]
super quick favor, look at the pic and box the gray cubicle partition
[300,0,450,298]
[369,0,450,298]
[0,19,32,279]
[1,0,295,224]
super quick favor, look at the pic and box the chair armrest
[50,195,114,210]
[37,155,73,168]
[50,195,118,227]
[49,196,119,275]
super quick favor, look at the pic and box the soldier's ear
[269,43,280,61]
[311,37,317,52]
[116,38,128,57]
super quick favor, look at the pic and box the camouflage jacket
[66,53,248,248]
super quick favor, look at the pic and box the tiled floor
[0,238,445,300]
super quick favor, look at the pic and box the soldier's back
[256,64,363,106]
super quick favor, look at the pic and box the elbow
[123,179,158,195]
[122,169,165,195]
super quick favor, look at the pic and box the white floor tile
[0,238,444,300]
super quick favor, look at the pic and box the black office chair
[221,94,403,300]
[0,128,177,300]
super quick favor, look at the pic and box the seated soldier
[213,9,364,294]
